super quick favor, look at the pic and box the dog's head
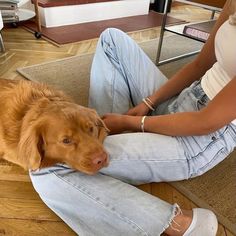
[17,101,109,174]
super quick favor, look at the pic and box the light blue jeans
[30,28,236,236]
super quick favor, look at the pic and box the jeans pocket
[196,94,209,110]
[168,82,210,114]
[168,88,195,113]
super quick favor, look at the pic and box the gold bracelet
[141,116,147,132]
[142,98,155,111]
[145,97,155,107]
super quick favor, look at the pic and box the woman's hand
[102,113,127,134]
[126,102,150,116]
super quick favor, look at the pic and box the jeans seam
[52,171,150,236]
[111,65,115,113]
[110,28,143,105]
[197,147,227,173]
[188,129,229,175]
[191,128,228,160]
[176,136,192,178]
[109,158,187,162]
[103,37,141,109]
[122,62,143,106]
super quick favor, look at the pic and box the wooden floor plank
[0,198,60,221]
[0,219,76,236]
[0,180,39,200]
[137,183,152,193]
[0,165,30,182]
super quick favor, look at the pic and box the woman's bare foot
[164,209,192,236]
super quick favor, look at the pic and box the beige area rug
[17,35,236,234]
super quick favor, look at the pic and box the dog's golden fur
[0,79,109,174]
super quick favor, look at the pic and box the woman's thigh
[167,80,236,177]
[101,132,189,185]
[101,80,236,183]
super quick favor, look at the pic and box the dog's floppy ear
[96,117,110,143]
[17,122,44,171]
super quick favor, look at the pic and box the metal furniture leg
[211,10,216,19]
[33,0,42,38]
[0,32,5,53]
[156,0,200,66]
[156,0,170,65]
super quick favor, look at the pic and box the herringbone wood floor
[0,4,234,236]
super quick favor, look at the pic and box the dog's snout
[92,152,108,166]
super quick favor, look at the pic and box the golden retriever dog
[0,79,109,174]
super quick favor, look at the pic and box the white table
[2,0,41,38]
[18,8,35,21]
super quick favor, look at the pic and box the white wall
[39,0,150,28]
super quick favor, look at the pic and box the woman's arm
[104,76,236,135]
[126,0,233,117]
[128,76,236,135]
[148,0,233,107]
[104,0,236,135]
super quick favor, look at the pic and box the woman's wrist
[123,115,146,132]
[151,92,162,105]
[142,94,160,111]
[142,98,155,111]
[122,115,131,131]
[140,116,147,132]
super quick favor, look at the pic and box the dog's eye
[89,126,94,133]
[62,138,72,144]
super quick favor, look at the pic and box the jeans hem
[161,203,181,235]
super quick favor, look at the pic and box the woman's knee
[100,28,129,48]
[101,27,125,39]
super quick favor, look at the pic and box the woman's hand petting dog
[102,113,127,134]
